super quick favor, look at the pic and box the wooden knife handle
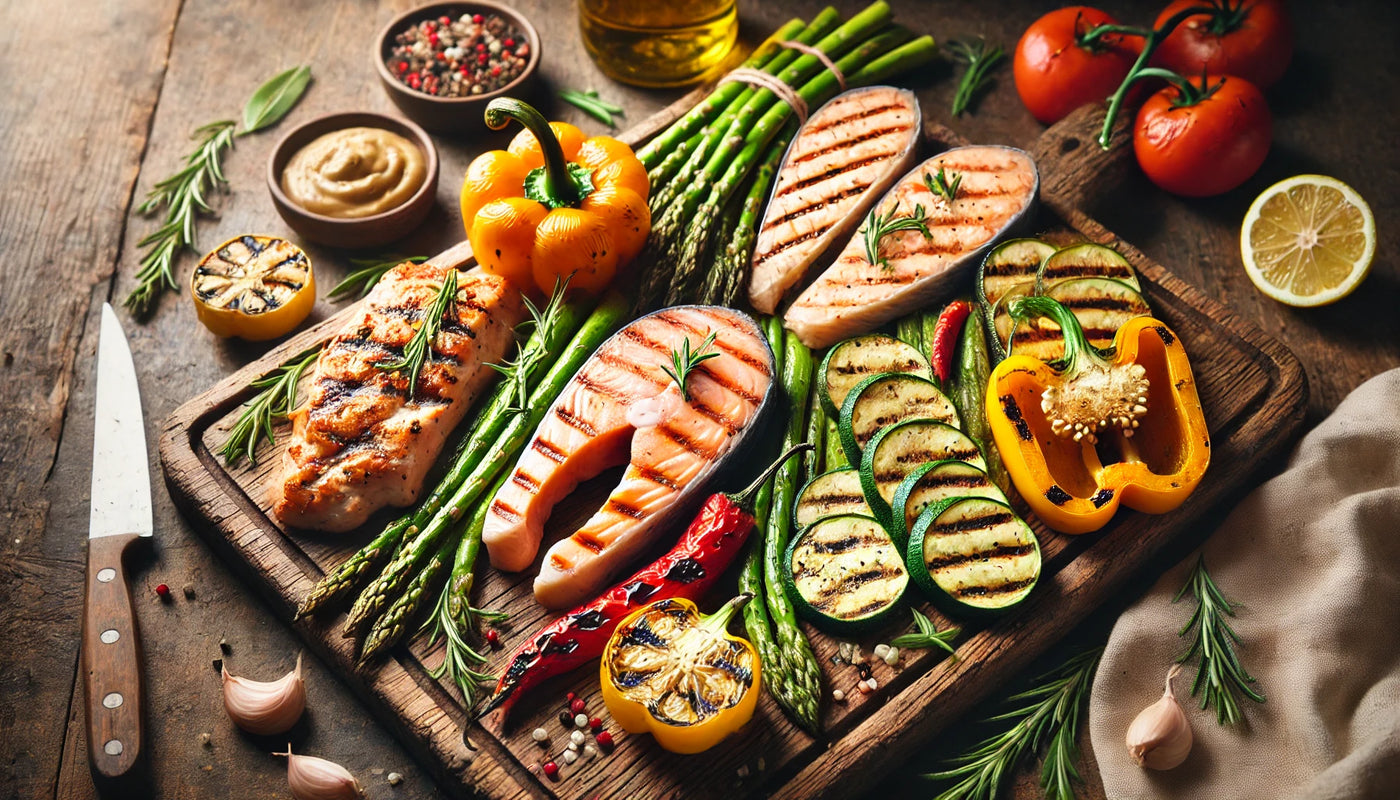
[82,532,148,790]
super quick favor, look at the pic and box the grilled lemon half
[191,235,315,340]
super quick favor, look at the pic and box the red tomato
[1014,6,1142,125]
[1153,0,1293,89]
[1133,74,1271,197]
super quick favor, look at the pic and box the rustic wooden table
[2,1,1395,798]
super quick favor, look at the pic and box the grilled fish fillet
[483,306,774,610]
[272,263,524,532]
[749,86,920,314]
[785,146,1039,349]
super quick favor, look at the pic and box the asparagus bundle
[633,2,937,313]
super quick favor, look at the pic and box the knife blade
[83,303,152,789]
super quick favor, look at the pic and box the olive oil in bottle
[579,0,738,88]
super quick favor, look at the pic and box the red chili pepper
[930,300,973,385]
[480,443,813,723]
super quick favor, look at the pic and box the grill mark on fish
[531,438,568,463]
[686,395,742,434]
[926,544,1037,571]
[924,512,1017,536]
[759,185,868,233]
[491,499,524,524]
[593,351,671,393]
[776,155,898,198]
[950,577,1036,599]
[554,406,599,436]
[690,360,762,405]
[634,465,680,491]
[655,423,718,459]
[800,102,908,135]
[788,124,912,165]
[571,531,606,554]
[650,311,772,376]
[928,160,1021,175]
[605,499,648,520]
[752,222,836,262]
[511,471,541,492]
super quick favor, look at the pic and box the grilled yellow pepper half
[600,594,760,755]
[460,98,649,297]
[986,296,1209,535]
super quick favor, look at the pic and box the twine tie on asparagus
[780,40,847,91]
[719,69,810,124]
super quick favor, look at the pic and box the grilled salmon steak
[483,306,774,610]
[785,146,1039,349]
[272,263,524,532]
[749,86,921,314]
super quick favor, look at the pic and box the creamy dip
[280,127,426,218]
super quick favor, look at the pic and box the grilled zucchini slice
[978,238,1056,313]
[859,419,986,528]
[889,460,1007,549]
[837,373,960,466]
[784,514,909,633]
[1009,277,1152,362]
[1035,242,1141,294]
[794,468,871,530]
[818,335,931,418]
[907,497,1041,616]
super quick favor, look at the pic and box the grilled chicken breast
[785,146,1039,349]
[273,263,524,532]
[483,306,774,610]
[749,87,921,314]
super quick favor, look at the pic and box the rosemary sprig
[948,38,1006,117]
[659,330,720,401]
[327,254,428,302]
[377,270,457,400]
[422,572,507,709]
[125,66,311,318]
[219,346,320,465]
[125,120,237,317]
[1174,555,1265,725]
[925,647,1102,800]
[560,88,625,127]
[924,167,964,204]
[889,608,960,655]
[862,201,933,271]
[490,277,570,412]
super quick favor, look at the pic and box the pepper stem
[1007,295,1112,375]
[728,443,815,513]
[700,593,754,634]
[484,98,580,207]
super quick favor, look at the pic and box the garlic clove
[277,745,365,800]
[222,652,306,735]
[1126,663,1193,770]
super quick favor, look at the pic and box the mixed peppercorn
[386,12,529,97]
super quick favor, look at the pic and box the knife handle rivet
[97,568,116,583]
[103,739,123,756]
[103,692,123,709]
[100,629,120,644]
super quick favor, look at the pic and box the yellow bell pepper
[600,594,760,755]
[460,98,650,296]
[985,295,1210,534]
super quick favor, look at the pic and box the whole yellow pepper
[600,594,760,755]
[460,98,650,296]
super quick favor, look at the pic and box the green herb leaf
[376,270,458,400]
[862,201,933,271]
[1174,555,1266,725]
[241,65,312,134]
[924,167,963,204]
[948,38,1006,117]
[888,608,960,654]
[659,330,720,400]
[218,346,321,465]
[560,88,625,127]
[327,254,428,302]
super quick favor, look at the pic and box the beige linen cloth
[1089,368,1400,799]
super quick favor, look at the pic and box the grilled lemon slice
[191,235,315,340]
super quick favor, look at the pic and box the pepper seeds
[386,13,529,97]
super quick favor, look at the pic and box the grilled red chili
[931,300,973,384]
[481,443,812,723]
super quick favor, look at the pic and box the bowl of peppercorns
[375,1,540,134]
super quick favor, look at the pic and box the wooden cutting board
[158,98,1306,800]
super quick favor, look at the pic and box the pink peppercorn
[478,52,489,64]
[589,718,602,732]
[504,38,515,48]
[570,697,586,714]
[155,583,170,600]
[438,15,451,25]
[472,13,484,23]
[595,731,614,749]
[542,761,559,779]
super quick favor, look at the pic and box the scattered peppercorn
[485,629,500,648]
[385,12,530,98]
[595,730,614,749]
[531,727,549,744]
[542,761,559,779]
[574,713,589,728]
[570,697,586,714]
[155,583,171,600]
[588,717,602,732]
[181,582,196,600]
[566,691,576,702]
[558,710,574,727]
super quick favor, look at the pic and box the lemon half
[1241,175,1375,307]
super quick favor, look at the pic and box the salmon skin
[749,86,921,314]
[483,306,774,609]
[273,263,524,533]
[785,146,1039,349]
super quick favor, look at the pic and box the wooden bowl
[374,1,541,134]
[267,111,439,249]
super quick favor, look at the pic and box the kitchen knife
[83,303,152,788]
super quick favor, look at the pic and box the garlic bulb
[1126,663,1193,770]
[276,745,365,800]
[221,652,306,735]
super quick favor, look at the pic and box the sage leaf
[241,66,312,134]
